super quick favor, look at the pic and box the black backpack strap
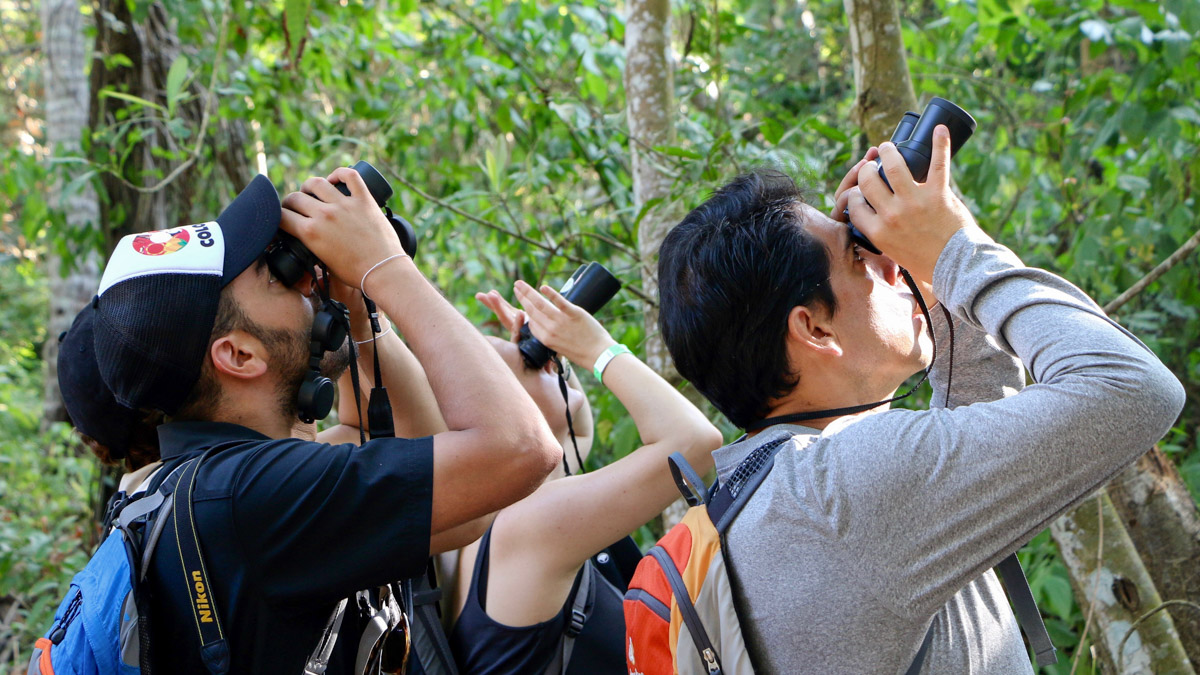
[668,452,709,506]
[410,561,460,675]
[707,436,791,531]
[540,562,594,675]
[647,547,723,674]
[172,449,230,675]
[996,553,1058,666]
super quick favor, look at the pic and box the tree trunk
[41,0,101,426]
[1107,447,1200,665]
[90,1,205,241]
[625,0,690,530]
[843,0,918,145]
[1051,492,1196,674]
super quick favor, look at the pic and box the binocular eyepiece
[266,160,418,287]
[848,97,977,255]
[518,262,622,370]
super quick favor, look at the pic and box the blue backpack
[29,450,229,675]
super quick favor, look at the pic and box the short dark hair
[173,288,251,421]
[657,170,837,428]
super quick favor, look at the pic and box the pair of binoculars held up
[266,160,418,287]
[848,97,977,255]
[518,262,622,370]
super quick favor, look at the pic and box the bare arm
[338,317,448,438]
[485,281,723,626]
[281,170,561,537]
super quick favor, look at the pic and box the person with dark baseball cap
[56,170,561,674]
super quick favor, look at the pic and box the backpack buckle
[565,608,586,637]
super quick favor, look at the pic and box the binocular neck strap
[553,356,586,476]
[362,296,396,440]
[743,268,948,432]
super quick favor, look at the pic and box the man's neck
[211,406,295,440]
[757,385,896,435]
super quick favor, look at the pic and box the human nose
[872,254,902,288]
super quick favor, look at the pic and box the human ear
[209,331,269,380]
[787,305,842,357]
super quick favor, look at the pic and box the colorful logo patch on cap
[97,221,225,298]
[132,228,190,256]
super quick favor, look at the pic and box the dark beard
[319,339,352,381]
[253,307,354,421]
[268,326,352,421]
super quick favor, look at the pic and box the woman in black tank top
[446,281,723,674]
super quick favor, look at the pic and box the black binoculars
[848,97,976,255]
[518,262,622,370]
[266,160,418,287]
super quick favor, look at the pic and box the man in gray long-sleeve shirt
[655,126,1185,673]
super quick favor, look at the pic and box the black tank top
[449,526,636,674]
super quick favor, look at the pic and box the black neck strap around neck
[743,268,937,433]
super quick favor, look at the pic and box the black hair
[657,169,837,429]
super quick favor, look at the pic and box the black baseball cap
[90,174,281,414]
[57,304,140,457]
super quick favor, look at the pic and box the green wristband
[593,344,633,383]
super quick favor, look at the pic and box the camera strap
[361,295,396,439]
[553,355,586,475]
[744,267,947,431]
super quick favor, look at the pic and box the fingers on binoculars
[876,143,915,197]
[539,285,576,313]
[856,157,889,206]
[301,176,342,203]
[833,186,856,222]
[281,190,321,219]
[929,125,952,187]
[513,280,550,313]
[327,166,369,195]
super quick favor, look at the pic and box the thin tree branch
[0,43,39,58]
[1117,600,1200,670]
[1103,222,1200,315]
[392,174,568,255]
[435,1,632,222]
[391,174,653,305]
[993,184,1028,234]
[105,5,230,195]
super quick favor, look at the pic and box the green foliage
[0,255,100,655]
[2,0,1198,666]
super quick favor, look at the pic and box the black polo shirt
[146,421,433,674]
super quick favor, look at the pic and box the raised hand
[475,289,527,344]
[843,125,978,284]
[512,280,615,370]
[279,167,408,290]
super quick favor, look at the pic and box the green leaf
[165,55,189,118]
[652,145,702,159]
[806,120,849,143]
[98,89,167,113]
[285,0,310,61]
[760,118,785,145]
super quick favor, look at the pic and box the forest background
[1,0,1199,672]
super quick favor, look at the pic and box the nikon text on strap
[172,449,231,674]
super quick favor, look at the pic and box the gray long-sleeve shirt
[714,226,1185,674]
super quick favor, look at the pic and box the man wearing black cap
[62,168,561,673]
